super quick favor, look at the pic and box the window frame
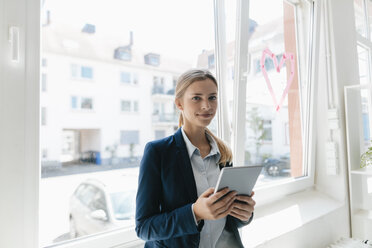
[231,0,320,207]
[5,0,319,248]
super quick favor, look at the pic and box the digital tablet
[214,165,263,196]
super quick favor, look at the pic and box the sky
[43,0,283,65]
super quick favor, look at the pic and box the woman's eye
[192,96,201,100]
[209,96,217,100]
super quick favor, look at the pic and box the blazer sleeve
[135,142,202,241]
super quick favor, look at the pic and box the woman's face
[176,78,218,129]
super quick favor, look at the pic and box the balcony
[152,113,178,125]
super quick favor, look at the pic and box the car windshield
[110,191,136,220]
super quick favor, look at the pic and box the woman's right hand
[193,187,237,222]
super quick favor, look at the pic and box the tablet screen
[214,165,263,196]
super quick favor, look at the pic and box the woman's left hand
[229,191,256,222]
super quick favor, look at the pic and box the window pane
[40,0,215,245]
[120,72,131,83]
[81,66,93,79]
[355,0,367,37]
[244,0,311,181]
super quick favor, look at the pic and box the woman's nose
[201,100,210,110]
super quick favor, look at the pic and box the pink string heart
[260,48,295,112]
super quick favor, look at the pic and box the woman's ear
[175,98,183,111]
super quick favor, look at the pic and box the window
[263,120,272,142]
[236,0,314,184]
[41,73,47,92]
[71,96,78,109]
[71,64,94,79]
[41,107,47,126]
[81,98,93,109]
[42,149,48,159]
[40,0,215,246]
[208,54,215,68]
[42,58,47,67]
[144,53,160,66]
[133,101,139,112]
[114,46,132,61]
[120,72,131,83]
[120,131,139,145]
[82,23,96,34]
[81,66,93,79]
[121,100,131,112]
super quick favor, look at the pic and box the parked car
[69,171,138,238]
[263,154,291,177]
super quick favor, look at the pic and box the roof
[42,23,191,73]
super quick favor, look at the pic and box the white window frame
[229,0,320,207]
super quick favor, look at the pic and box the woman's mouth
[197,113,213,118]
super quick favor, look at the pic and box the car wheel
[267,165,280,177]
[69,217,78,239]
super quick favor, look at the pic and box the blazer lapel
[174,128,198,202]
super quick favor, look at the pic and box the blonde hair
[175,69,232,165]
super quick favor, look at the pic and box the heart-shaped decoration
[260,48,295,112]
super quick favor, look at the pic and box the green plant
[360,145,372,168]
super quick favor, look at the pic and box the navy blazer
[135,128,252,248]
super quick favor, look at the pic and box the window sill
[240,189,344,247]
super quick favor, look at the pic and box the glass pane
[40,0,215,246]
[358,45,370,85]
[244,0,311,183]
[355,0,367,37]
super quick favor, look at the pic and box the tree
[247,107,268,163]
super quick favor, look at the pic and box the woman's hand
[229,191,256,222]
[193,187,237,222]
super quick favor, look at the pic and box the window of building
[81,66,93,79]
[42,58,47,67]
[120,72,131,83]
[42,149,48,159]
[121,100,131,112]
[144,53,160,66]
[71,96,78,109]
[41,73,47,92]
[81,98,93,109]
[71,64,94,80]
[208,54,215,68]
[41,107,46,126]
[133,101,139,112]
[120,130,139,145]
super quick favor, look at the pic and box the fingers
[201,187,215,198]
[214,192,236,215]
[235,195,256,206]
[215,198,236,219]
[208,187,230,204]
[229,209,252,222]
[232,201,254,213]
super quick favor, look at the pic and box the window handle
[8,26,20,62]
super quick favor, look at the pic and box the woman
[135,69,255,247]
